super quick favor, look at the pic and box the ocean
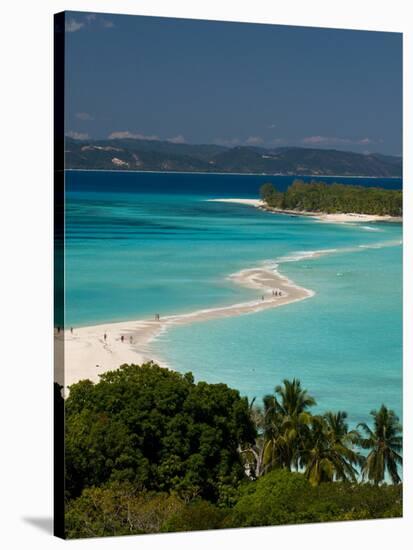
[64,170,402,426]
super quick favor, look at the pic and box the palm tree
[274,378,316,418]
[262,379,316,471]
[357,405,403,485]
[299,412,363,486]
[324,411,361,449]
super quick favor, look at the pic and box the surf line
[136,239,402,350]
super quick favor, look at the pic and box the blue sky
[64,11,402,155]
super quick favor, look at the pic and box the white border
[0,1,411,548]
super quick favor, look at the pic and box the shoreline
[207,198,402,224]
[64,168,402,179]
[57,263,314,393]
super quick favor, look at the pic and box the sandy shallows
[56,265,313,394]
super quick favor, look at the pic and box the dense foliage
[65,472,402,538]
[228,470,402,528]
[63,365,403,538]
[65,363,255,503]
[260,180,402,216]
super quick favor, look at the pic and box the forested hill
[65,137,402,177]
[260,180,403,216]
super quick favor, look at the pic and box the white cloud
[75,112,93,121]
[65,14,114,33]
[167,134,186,144]
[65,18,84,33]
[246,136,264,145]
[66,131,89,140]
[268,123,277,129]
[108,131,160,141]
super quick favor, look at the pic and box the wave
[361,225,382,232]
[269,239,402,268]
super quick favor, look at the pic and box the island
[211,181,402,224]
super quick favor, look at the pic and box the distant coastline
[65,138,402,178]
[64,168,402,179]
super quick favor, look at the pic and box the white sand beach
[208,198,264,207]
[316,212,399,223]
[207,198,401,224]
[56,265,313,394]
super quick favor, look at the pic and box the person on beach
[104,333,107,341]
[57,326,61,334]
[70,327,73,334]
[121,335,124,343]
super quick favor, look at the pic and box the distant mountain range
[65,138,402,177]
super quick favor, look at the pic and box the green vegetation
[358,405,403,484]
[228,470,402,527]
[260,180,402,216]
[62,364,402,538]
[65,363,255,504]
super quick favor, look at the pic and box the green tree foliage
[357,405,403,484]
[241,382,401,488]
[65,482,185,538]
[299,413,362,485]
[259,182,284,207]
[262,379,316,472]
[259,182,277,201]
[260,180,402,216]
[64,370,403,537]
[163,499,228,533]
[228,469,402,528]
[65,363,256,503]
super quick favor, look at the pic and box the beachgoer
[70,327,73,334]
[57,326,60,334]
[121,335,124,343]
[104,333,107,341]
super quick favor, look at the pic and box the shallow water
[65,170,402,427]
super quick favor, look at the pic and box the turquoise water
[65,171,402,427]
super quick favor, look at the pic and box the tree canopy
[63,366,403,538]
[65,363,256,504]
[260,180,402,216]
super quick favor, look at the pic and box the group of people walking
[261,289,283,300]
